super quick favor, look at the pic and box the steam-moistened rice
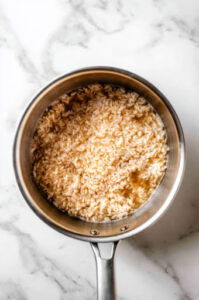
[31,84,168,222]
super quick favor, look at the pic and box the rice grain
[31,84,168,222]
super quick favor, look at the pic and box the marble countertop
[1,0,199,299]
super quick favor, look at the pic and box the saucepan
[13,67,185,300]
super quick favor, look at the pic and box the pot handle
[91,242,119,300]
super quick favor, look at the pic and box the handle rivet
[120,225,129,231]
[90,230,99,235]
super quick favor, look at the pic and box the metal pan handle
[91,242,119,300]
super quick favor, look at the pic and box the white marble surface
[1,0,199,299]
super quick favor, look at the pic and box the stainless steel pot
[13,67,185,300]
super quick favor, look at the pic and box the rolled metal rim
[13,66,186,242]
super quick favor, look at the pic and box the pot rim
[13,66,186,242]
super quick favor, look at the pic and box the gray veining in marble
[1,0,199,299]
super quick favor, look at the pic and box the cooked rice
[31,84,168,222]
